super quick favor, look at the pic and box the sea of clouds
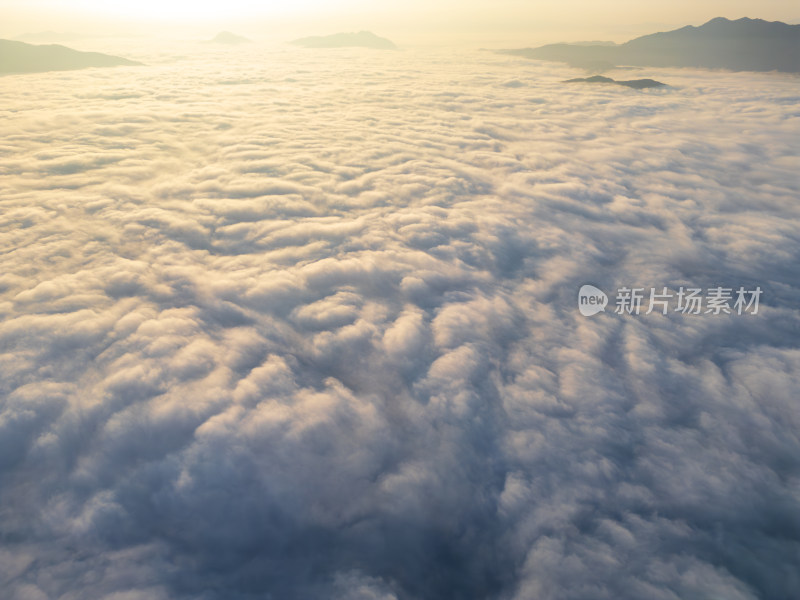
[0,42,799,599]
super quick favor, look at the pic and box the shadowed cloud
[0,42,798,600]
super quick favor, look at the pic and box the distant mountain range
[17,31,102,44]
[501,17,800,73]
[0,39,141,74]
[207,32,251,45]
[290,31,396,50]
[565,75,666,89]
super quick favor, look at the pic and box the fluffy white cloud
[0,44,798,599]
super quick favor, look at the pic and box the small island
[0,39,141,74]
[290,31,396,50]
[564,75,666,89]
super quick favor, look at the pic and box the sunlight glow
[30,0,336,21]
[86,0,272,19]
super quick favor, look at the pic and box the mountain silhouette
[564,75,666,89]
[207,32,251,45]
[501,17,800,73]
[290,31,397,50]
[1,39,141,74]
[17,31,101,44]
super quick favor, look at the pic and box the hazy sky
[3,0,799,43]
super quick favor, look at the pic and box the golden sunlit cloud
[1,0,799,595]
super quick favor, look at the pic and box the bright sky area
[3,0,799,45]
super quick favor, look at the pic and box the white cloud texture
[1,44,799,599]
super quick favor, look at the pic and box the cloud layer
[1,45,799,599]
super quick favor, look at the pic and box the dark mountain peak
[649,16,797,38]
[703,16,772,25]
[501,17,800,73]
[705,16,735,25]
[697,16,794,30]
